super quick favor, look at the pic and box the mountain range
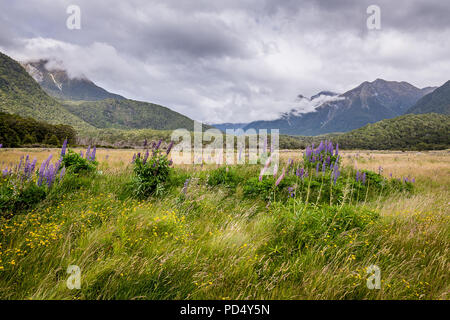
[0,52,201,131]
[22,60,125,101]
[406,80,450,115]
[1,50,449,139]
[234,79,441,135]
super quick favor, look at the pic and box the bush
[62,150,97,174]
[131,149,172,198]
[0,180,46,216]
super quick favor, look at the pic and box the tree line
[0,112,76,147]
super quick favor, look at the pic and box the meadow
[0,144,449,300]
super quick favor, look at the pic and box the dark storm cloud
[1,0,450,123]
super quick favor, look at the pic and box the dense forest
[0,112,76,147]
[333,113,450,150]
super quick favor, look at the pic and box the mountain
[310,91,338,100]
[63,99,206,131]
[334,113,450,150]
[1,51,203,132]
[406,81,450,115]
[22,60,125,101]
[244,79,431,135]
[211,122,249,132]
[0,52,93,130]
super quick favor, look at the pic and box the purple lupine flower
[166,141,174,155]
[155,139,162,150]
[412,178,415,183]
[322,161,326,173]
[46,164,55,188]
[318,141,324,153]
[288,187,295,198]
[390,173,392,178]
[378,166,383,175]
[143,139,148,147]
[18,156,24,172]
[80,151,84,158]
[143,149,149,164]
[264,155,272,169]
[316,162,320,174]
[86,145,91,159]
[275,168,285,186]
[44,154,53,169]
[90,146,97,161]
[362,172,366,184]
[356,170,360,182]
[335,143,339,156]
[131,153,136,163]
[259,168,265,182]
[2,168,8,178]
[30,158,37,172]
[0,144,2,148]
[333,162,340,185]
[61,139,68,158]
[168,159,173,166]
[273,163,278,178]
[37,162,46,187]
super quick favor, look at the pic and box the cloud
[1,0,450,123]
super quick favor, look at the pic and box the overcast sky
[1,0,450,123]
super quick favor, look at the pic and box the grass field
[0,147,449,300]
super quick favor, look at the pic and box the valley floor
[0,149,449,299]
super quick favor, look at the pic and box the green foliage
[0,52,93,130]
[131,150,172,198]
[0,112,76,148]
[280,113,450,151]
[0,177,47,216]
[263,203,379,257]
[243,175,295,201]
[334,113,450,150]
[63,98,209,131]
[207,167,242,189]
[46,134,60,146]
[62,150,97,174]
[406,80,450,115]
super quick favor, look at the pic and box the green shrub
[0,179,46,216]
[131,150,172,198]
[62,150,97,174]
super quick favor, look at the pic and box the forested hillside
[0,52,93,130]
[0,112,76,147]
[63,99,204,131]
